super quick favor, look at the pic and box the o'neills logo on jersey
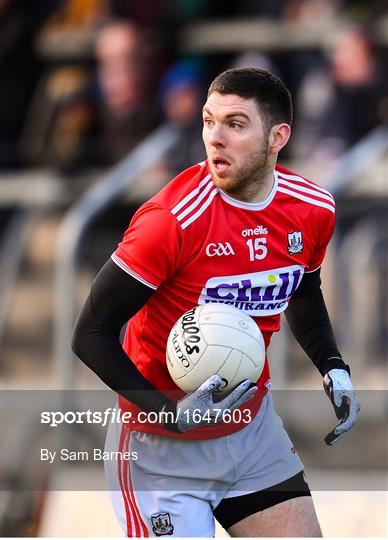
[198,265,304,316]
[241,225,268,237]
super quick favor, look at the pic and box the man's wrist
[322,357,350,377]
[159,400,182,433]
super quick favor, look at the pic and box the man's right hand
[162,374,257,433]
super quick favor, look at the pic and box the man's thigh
[227,496,322,538]
[128,432,225,537]
[214,470,320,538]
[105,420,227,536]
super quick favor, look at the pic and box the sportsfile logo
[198,265,304,316]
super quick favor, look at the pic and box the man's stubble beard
[221,143,273,202]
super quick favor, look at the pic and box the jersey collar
[217,170,278,211]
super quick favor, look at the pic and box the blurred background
[1,0,387,536]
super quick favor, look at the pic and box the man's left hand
[323,368,361,445]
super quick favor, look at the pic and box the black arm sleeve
[72,259,171,412]
[285,269,349,376]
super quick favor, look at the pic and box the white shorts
[104,394,304,537]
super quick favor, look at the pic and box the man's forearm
[285,269,349,376]
[71,259,170,412]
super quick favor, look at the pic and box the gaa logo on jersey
[205,242,235,257]
[198,265,304,316]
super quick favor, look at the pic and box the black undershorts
[213,470,311,530]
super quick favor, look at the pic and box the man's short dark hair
[208,67,293,132]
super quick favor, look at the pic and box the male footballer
[72,68,361,537]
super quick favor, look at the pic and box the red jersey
[113,161,336,438]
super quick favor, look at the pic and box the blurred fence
[53,124,179,389]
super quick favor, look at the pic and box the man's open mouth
[212,158,230,173]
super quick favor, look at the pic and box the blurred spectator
[109,0,166,27]
[41,0,108,33]
[17,0,108,172]
[231,50,278,74]
[19,61,99,175]
[45,66,96,175]
[94,20,160,165]
[0,0,43,168]
[282,0,344,24]
[23,17,162,173]
[35,0,109,62]
[292,25,388,181]
[158,60,206,176]
[279,0,345,101]
[132,59,207,198]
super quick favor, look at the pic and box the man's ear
[269,123,291,155]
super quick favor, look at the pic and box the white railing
[53,124,179,388]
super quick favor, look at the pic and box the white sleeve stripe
[181,188,219,229]
[171,174,212,215]
[278,178,335,204]
[111,253,158,290]
[176,180,214,221]
[278,187,336,213]
[277,172,334,199]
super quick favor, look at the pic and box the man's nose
[208,124,226,147]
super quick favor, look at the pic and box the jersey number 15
[246,238,268,261]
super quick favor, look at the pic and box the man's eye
[230,122,242,129]
[203,119,214,127]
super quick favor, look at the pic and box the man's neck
[248,170,275,203]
